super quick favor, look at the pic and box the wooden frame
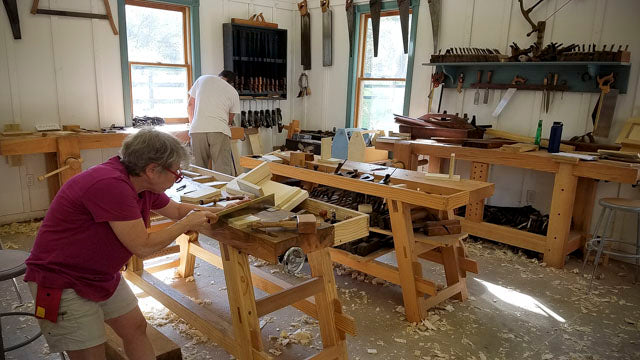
[31,0,118,35]
[374,139,640,268]
[353,10,410,128]
[240,155,489,323]
[125,0,193,124]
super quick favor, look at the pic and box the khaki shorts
[27,277,138,353]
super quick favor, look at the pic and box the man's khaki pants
[190,132,234,175]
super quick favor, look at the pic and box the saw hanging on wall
[369,0,381,57]
[298,0,311,70]
[321,0,333,66]
[345,0,355,57]
[397,0,410,54]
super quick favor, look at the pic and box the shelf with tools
[423,61,631,94]
[223,23,287,99]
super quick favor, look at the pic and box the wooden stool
[583,198,640,290]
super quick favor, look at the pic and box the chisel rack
[223,23,288,99]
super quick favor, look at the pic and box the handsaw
[298,0,311,70]
[398,0,410,54]
[369,0,381,57]
[321,0,332,66]
[428,0,441,53]
[492,75,526,117]
[345,0,355,57]
[592,73,617,137]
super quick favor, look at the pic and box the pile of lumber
[224,162,308,211]
[394,113,485,140]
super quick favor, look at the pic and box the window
[124,0,192,123]
[354,10,410,132]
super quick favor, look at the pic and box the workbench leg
[572,178,598,255]
[44,152,61,202]
[127,255,144,274]
[465,162,489,222]
[307,247,348,359]
[427,156,442,174]
[393,142,418,170]
[177,232,197,278]
[442,242,468,301]
[544,163,578,268]
[388,199,425,322]
[221,244,263,360]
[56,136,82,184]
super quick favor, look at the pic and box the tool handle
[597,72,614,91]
[251,220,298,229]
[486,71,493,84]
[553,73,558,86]
[37,157,83,181]
[476,70,483,83]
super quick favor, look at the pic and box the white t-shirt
[188,75,241,136]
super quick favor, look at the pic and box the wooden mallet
[250,214,317,234]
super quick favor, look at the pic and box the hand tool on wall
[369,0,381,57]
[592,72,617,137]
[473,70,483,105]
[456,72,464,93]
[428,0,441,55]
[483,70,492,104]
[398,0,410,54]
[251,214,318,234]
[542,74,549,113]
[345,0,355,57]
[427,72,444,113]
[298,0,311,70]
[321,0,333,66]
[492,75,526,117]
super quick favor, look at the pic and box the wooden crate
[295,198,369,246]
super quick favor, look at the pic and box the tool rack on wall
[223,23,288,99]
[423,62,631,94]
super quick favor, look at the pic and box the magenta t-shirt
[24,156,170,302]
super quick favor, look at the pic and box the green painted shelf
[423,61,631,94]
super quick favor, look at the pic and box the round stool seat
[0,250,28,281]
[599,198,640,213]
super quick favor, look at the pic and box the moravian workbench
[375,139,640,269]
[240,154,494,323]
[126,166,355,359]
[0,125,189,201]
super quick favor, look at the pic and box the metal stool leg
[635,213,640,284]
[589,208,614,291]
[583,207,606,273]
[10,279,22,305]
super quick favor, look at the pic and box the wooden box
[294,198,369,246]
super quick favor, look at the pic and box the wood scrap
[500,143,539,153]
[237,179,265,197]
[180,187,221,203]
[200,181,228,188]
[423,220,461,236]
[191,175,217,183]
[597,149,640,163]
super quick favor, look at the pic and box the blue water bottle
[548,122,563,153]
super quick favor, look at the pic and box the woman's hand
[179,209,218,231]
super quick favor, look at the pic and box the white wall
[293,0,640,251]
[0,0,297,223]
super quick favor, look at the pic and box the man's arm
[187,96,195,124]
[228,113,235,126]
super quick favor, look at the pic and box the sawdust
[0,220,42,236]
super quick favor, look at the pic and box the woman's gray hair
[120,128,188,176]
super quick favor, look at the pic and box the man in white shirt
[187,70,241,175]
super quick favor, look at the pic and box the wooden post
[572,178,598,252]
[177,233,197,277]
[544,163,578,268]
[465,162,489,222]
[221,244,263,360]
[441,244,467,301]
[427,156,442,174]
[388,199,425,322]
[393,141,417,170]
[55,136,81,184]
[307,247,348,359]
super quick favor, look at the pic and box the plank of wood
[200,181,228,188]
[240,161,272,184]
[180,169,201,178]
[191,175,217,183]
[249,133,262,155]
[1,131,34,136]
[347,131,366,162]
[500,143,539,153]
[278,189,309,211]
[180,187,221,203]
[237,179,265,197]
[485,129,575,152]
[255,277,324,317]
[457,216,546,253]
[105,322,182,360]
[321,137,332,160]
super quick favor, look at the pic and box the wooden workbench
[375,139,640,269]
[240,155,493,323]
[0,126,189,201]
[126,166,355,359]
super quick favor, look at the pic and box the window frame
[118,0,201,126]
[345,0,419,128]
[353,10,409,128]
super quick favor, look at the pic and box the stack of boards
[224,162,308,211]
[178,169,228,204]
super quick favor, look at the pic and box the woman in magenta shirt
[25,129,226,359]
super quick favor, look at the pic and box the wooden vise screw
[38,157,83,181]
